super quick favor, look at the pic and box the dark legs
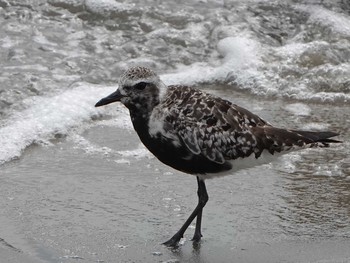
[163,176,208,247]
[192,177,206,242]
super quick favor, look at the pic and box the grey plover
[95,66,340,247]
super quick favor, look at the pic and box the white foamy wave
[70,134,114,155]
[302,122,330,131]
[162,36,266,89]
[85,0,136,17]
[162,34,350,103]
[0,83,128,165]
[285,103,311,116]
[117,145,152,160]
[296,5,350,37]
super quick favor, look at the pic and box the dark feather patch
[157,85,340,165]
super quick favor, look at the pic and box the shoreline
[0,123,349,262]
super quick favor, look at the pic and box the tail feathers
[252,127,341,157]
[292,130,341,144]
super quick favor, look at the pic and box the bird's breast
[132,120,232,175]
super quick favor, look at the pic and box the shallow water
[1,0,350,164]
[1,88,350,262]
[0,0,350,262]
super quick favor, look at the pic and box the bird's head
[95,67,167,114]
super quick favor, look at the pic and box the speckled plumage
[149,85,264,164]
[119,66,158,85]
[147,81,338,176]
[97,67,340,176]
[95,66,340,247]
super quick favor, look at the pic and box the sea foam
[0,84,129,165]
[161,36,266,90]
[0,29,348,165]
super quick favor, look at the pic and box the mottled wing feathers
[251,126,309,157]
[162,86,266,163]
[177,126,201,154]
[157,85,339,165]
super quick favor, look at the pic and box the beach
[1,89,350,262]
[1,1,350,262]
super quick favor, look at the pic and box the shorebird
[95,66,340,247]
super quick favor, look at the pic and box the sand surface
[1,117,350,262]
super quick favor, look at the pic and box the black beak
[95,89,124,107]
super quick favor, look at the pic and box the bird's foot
[191,232,202,243]
[162,234,182,248]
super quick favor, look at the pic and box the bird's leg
[163,177,208,247]
[191,177,208,242]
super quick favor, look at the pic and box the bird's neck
[127,101,162,149]
[129,110,151,138]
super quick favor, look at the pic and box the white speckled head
[119,67,167,99]
[109,67,167,118]
[120,67,158,86]
[95,67,168,116]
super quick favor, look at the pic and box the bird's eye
[134,82,148,90]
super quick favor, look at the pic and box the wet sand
[2,239,350,263]
[1,91,349,263]
[2,238,350,263]
[1,126,350,262]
